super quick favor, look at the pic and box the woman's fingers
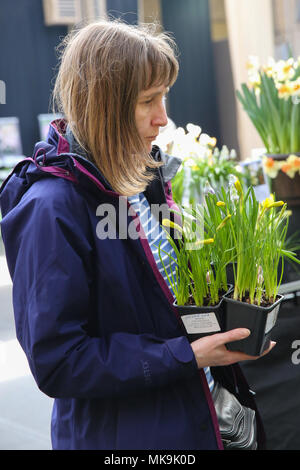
[190,329,277,368]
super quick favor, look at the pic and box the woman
[0,19,273,450]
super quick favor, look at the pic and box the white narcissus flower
[246,55,260,72]
[262,156,281,178]
[199,133,216,148]
[281,154,300,178]
[291,77,300,97]
[275,58,296,82]
[287,154,300,169]
[186,123,201,138]
[247,70,261,91]
[276,81,293,100]
[263,57,276,77]
[155,122,223,166]
[154,128,176,153]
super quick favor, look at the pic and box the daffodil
[164,123,243,206]
[246,55,260,72]
[277,82,293,100]
[187,238,214,250]
[291,78,300,97]
[162,219,182,233]
[247,71,261,95]
[237,55,300,154]
[262,156,281,178]
[199,133,217,148]
[234,179,243,196]
[287,154,300,170]
[266,201,284,209]
[281,162,297,178]
[186,123,201,138]
[262,57,276,77]
[275,58,296,82]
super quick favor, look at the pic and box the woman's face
[135,84,169,152]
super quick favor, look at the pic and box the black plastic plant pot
[224,293,284,356]
[174,299,225,343]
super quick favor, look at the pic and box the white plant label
[264,307,279,334]
[181,312,221,334]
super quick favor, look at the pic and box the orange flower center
[281,163,292,173]
[265,158,275,168]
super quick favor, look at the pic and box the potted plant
[217,179,300,355]
[236,55,300,206]
[154,123,243,205]
[159,173,300,353]
[158,201,233,342]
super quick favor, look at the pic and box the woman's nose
[152,101,168,128]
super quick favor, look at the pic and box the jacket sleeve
[2,179,198,399]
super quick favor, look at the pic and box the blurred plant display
[155,123,243,205]
[262,153,300,179]
[237,56,300,154]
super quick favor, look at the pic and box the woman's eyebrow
[141,87,169,99]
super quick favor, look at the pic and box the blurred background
[1,0,300,450]
[3,0,300,161]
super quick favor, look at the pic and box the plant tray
[224,293,284,356]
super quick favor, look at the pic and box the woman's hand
[190,328,276,368]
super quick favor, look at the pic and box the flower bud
[234,179,243,196]
[162,219,183,233]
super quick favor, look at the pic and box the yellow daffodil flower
[186,238,214,251]
[162,219,182,232]
[277,82,293,100]
[246,55,260,72]
[262,156,281,179]
[275,58,296,82]
[234,179,243,196]
[266,201,284,209]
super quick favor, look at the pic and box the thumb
[216,328,251,346]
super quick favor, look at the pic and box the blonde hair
[52,19,179,195]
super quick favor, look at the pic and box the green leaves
[221,185,298,304]
[159,170,300,307]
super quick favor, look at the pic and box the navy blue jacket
[0,120,264,450]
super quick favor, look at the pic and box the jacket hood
[0,118,181,219]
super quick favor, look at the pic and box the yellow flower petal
[267,201,284,209]
[162,219,183,232]
[234,179,243,196]
[194,238,214,246]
